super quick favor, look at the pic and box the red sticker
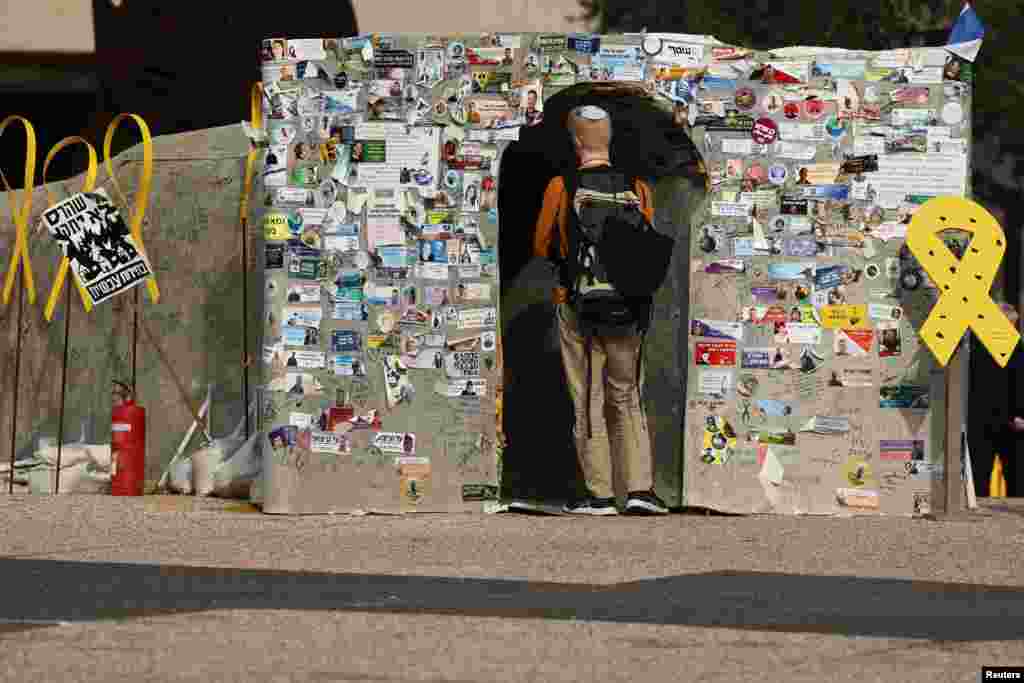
[804,98,825,120]
[752,117,778,144]
[695,341,737,366]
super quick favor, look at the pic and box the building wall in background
[0,0,582,54]
[0,0,95,52]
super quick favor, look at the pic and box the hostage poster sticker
[41,190,153,307]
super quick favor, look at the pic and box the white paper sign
[872,154,967,205]
[434,378,487,398]
[698,370,733,397]
[457,307,498,329]
[311,431,352,455]
[444,351,481,379]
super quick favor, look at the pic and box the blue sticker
[756,399,793,417]
[567,34,601,55]
[331,330,362,353]
[767,263,814,281]
[794,184,850,200]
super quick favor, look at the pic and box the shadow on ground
[2,559,1022,640]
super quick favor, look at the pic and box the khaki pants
[557,303,653,499]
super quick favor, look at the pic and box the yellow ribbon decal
[240,83,263,225]
[1,116,37,305]
[906,196,1020,368]
[42,136,98,321]
[102,113,159,304]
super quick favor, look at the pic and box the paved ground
[1,495,1022,682]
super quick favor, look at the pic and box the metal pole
[8,272,24,493]
[54,280,72,495]
[241,215,250,439]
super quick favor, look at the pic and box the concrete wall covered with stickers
[678,36,984,515]
[254,32,990,515]
[253,33,710,513]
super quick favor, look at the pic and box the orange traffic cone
[989,454,1008,498]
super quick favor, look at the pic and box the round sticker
[941,101,963,125]
[641,35,663,56]
[354,250,371,270]
[735,87,756,111]
[865,263,881,280]
[783,101,801,120]
[900,268,921,291]
[448,41,465,61]
[377,311,397,334]
[752,117,778,145]
[767,164,788,185]
[444,169,461,189]
[768,215,787,233]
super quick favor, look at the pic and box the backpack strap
[561,170,583,298]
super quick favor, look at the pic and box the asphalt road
[1,495,1022,682]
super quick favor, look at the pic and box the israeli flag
[946,2,985,62]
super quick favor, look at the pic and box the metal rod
[241,215,250,439]
[8,272,24,494]
[131,286,139,396]
[54,280,72,495]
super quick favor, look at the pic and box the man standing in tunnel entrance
[533,105,669,516]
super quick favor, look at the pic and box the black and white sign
[41,190,153,307]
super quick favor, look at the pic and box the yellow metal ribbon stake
[42,136,99,321]
[1,115,37,305]
[906,196,1020,368]
[103,113,159,304]
[238,82,264,439]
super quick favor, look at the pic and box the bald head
[567,105,612,156]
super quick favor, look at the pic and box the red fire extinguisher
[111,380,146,496]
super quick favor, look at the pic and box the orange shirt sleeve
[533,177,569,261]
[635,178,655,224]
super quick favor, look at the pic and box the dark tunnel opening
[497,84,704,502]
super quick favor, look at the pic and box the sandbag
[167,458,194,495]
[83,444,112,470]
[191,404,254,496]
[27,462,111,494]
[191,441,233,497]
[32,444,93,469]
[212,431,262,499]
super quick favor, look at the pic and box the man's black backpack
[562,167,675,337]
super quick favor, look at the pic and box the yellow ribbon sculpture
[1,116,37,306]
[42,114,159,321]
[906,197,1020,368]
[240,83,263,226]
[41,136,98,319]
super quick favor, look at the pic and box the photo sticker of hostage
[523,89,543,127]
[532,105,668,516]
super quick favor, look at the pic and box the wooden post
[938,340,965,518]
